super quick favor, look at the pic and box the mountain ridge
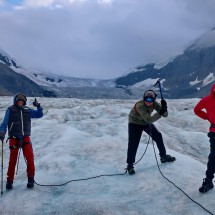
[0,61,55,97]
[115,27,215,98]
[1,27,215,98]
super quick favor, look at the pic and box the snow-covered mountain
[0,48,20,68]
[0,52,55,97]
[0,48,118,97]
[0,48,52,96]
[1,27,215,98]
[116,27,215,98]
[0,48,115,89]
[29,69,115,88]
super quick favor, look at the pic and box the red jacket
[194,84,215,132]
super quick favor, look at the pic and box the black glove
[159,107,167,115]
[33,98,40,108]
[0,131,5,141]
[161,99,167,108]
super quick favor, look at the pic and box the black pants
[206,132,215,179]
[127,123,166,165]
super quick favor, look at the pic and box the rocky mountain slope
[0,50,55,97]
[115,27,215,98]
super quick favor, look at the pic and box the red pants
[7,136,35,182]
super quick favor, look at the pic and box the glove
[0,131,5,141]
[159,107,167,115]
[33,98,40,108]
[161,99,167,108]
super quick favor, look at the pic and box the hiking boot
[199,178,214,193]
[127,165,135,175]
[6,181,13,190]
[160,154,176,163]
[27,177,34,189]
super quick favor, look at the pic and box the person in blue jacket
[0,93,43,190]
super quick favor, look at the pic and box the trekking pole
[154,79,164,100]
[16,148,21,175]
[1,140,4,195]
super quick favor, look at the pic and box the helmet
[14,93,27,105]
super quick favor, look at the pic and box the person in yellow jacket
[126,90,175,175]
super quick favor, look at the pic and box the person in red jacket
[194,84,215,193]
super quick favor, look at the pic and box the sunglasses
[144,97,154,102]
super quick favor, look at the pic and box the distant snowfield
[0,97,214,215]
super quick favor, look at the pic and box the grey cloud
[0,0,215,79]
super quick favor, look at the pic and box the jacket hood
[13,93,27,105]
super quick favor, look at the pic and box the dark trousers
[206,132,215,179]
[127,123,166,165]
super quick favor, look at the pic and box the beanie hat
[143,90,156,99]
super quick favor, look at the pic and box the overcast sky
[0,0,215,79]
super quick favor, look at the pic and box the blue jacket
[0,105,43,137]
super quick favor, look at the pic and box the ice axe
[1,140,4,195]
[154,79,164,100]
